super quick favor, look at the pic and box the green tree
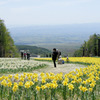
[0,19,18,57]
[74,34,100,57]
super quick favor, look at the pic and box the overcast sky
[0,0,100,27]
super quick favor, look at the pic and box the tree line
[74,34,100,57]
[0,19,18,57]
[16,45,51,57]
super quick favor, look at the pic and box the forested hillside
[0,19,18,57]
[16,45,51,57]
[74,34,100,57]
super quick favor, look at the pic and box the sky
[0,0,100,27]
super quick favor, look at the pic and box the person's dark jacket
[52,51,58,60]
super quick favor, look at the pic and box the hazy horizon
[7,22,100,28]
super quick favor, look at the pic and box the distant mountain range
[9,23,100,56]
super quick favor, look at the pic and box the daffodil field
[34,57,100,65]
[0,57,100,100]
[0,58,46,74]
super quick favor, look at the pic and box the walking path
[32,60,86,74]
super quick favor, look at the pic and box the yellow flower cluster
[1,80,7,86]
[68,84,74,90]
[79,85,88,92]
[34,57,100,65]
[0,72,61,92]
[12,83,18,92]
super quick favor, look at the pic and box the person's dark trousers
[53,60,56,67]
[27,57,29,60]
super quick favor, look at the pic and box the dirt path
[32,60,86,74]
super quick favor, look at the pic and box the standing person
[24,52,27,60]
[56,49,61,59]
[27,52,30,60]
[58,51,61,59]
[21,52,24,59]
[52,48,58,67]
